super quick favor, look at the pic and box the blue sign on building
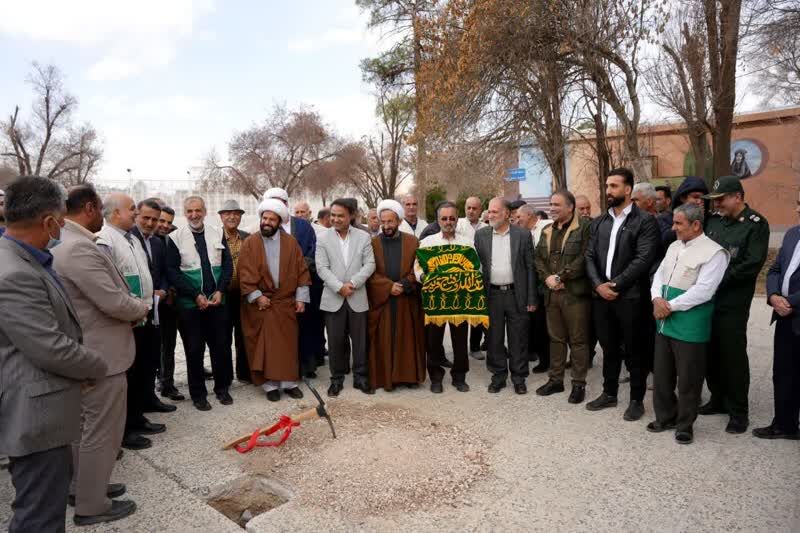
[505,168,526,181]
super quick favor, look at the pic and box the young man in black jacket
[585,168,660,421]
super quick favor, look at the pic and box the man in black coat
[585,167,660,421]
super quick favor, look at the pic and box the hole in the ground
[207,475,293,528]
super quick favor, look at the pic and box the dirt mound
[239,402,490,517]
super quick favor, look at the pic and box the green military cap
[703,175,744,199]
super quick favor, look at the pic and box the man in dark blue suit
[131,198,178,416]
[754,193,800,440]
[263,188,326,376]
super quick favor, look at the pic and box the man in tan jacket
[53,184,149,526]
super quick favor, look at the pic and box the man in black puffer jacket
[585,167,661,422]
[660,176,709,247]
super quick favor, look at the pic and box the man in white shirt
[414,202,474,392]
[648,203,728,444]
[399,194,428,238]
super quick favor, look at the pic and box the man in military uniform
[701,175,769,434]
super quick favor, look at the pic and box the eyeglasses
[439,216,457,222]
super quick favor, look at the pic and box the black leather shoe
[216,391,234,405]
[430,382,444,394]
[536,380,565,396]
[726,416,749,434]
[204,368,214,380]
[568,384,585,404]
[675,430,694,444]
[69,484,126,506]
[406,383,420,389]
[624,400,645,421]
[441,359,454,368]
[266,390,281,402]
[453,382,470,392]
[143,399,177,413]
[698,400,727,416]
[488,382,506,393]
[160,388,185,401]
[327,383,342,397]
[74,499,137,526]
[646,420,677,433]
[286,387,304,399]
[752,424,800,440]
[586,393,618,411]
[514,383,527,395]
[129,421,165,435]
[121,434,151,450]
[193,399,212,411]
[354,382,376,395]
[531,363,549,374]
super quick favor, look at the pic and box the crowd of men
[0,168,798,531]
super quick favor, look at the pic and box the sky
[0,0,388,186]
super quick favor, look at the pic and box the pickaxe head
[303,378,336,439]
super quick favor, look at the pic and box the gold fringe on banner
[424,315,489,328]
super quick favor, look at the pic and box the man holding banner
[415,201,488,393]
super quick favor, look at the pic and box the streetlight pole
[126,168,133,194]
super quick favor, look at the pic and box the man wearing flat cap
[219,200,251,382]
[238,199,311,401]
[700,175,769,434]
[366,199,426,391]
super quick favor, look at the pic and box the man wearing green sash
[647,204,728,444]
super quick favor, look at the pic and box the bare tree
[200,104,339,199]
[750,0,800,103]
[1,63,103,184]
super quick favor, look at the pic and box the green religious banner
[416,244,489,328]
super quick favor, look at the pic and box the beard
[260,224,277,237]
[188,219,204,230]
[607,194,625,208]
[382,226,397,238]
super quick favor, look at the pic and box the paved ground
[2,297,799,532]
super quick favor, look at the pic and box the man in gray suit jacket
[53,185,150,526]
[475,197,538,394]
[316,199,376,397]
[0,177,107,533]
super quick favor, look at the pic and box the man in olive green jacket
[534,190,592,404]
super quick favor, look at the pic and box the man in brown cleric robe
[239,199,311,402]
[366,199,426,391]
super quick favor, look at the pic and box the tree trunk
[412,9,428,220]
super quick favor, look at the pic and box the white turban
[262,187,289,202]
[376,199,404,222]
[257,198,289,223]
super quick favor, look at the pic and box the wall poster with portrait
[730,139,767,179]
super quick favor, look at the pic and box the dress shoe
[469,351,486,361]
[726,416,749,434]
[266,390,281,402]
[129,421,166,435]
[453,382,470,392]
[531,363,549,374]
[143,399,177,413]
[536,380,565,396]
[193,399,212,411]
[430,382,444,394]
[327,383,343,397]
[698,399,727,415]
[121,434,151,450]
[160,388,185,401]
[568,384,586,404]
[514,383,527,395]
[69,484,126,506]
[675,430,694,444]
[74,499,137,526]
[752,424,800,440]
[646,420,677,433]
[488,382,506,394]
[586,393,618,411]
[355,383,375,395]
[216,391,234,405]
[286,387,304,399]
[406,383,420,389]
[623,400,645,421]
[441,359,454,368]
[204,368,214,380]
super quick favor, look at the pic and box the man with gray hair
[648,203,728,444]
[1,176,107,532]
[632,182,659,216]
